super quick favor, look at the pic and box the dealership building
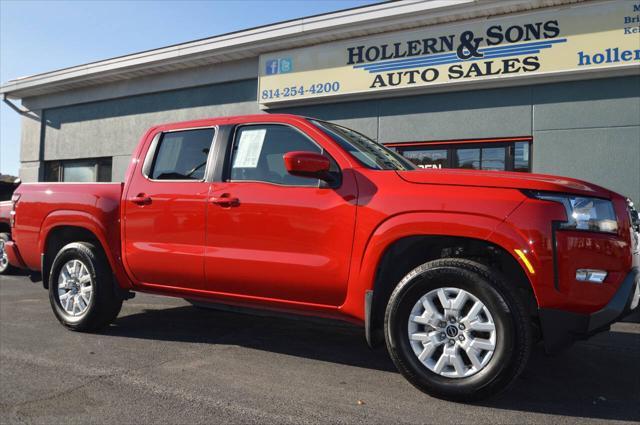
[1,0,639,201]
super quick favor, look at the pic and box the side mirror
[283,151,332,181]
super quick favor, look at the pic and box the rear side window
[149,129,215,180]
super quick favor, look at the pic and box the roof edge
[1,0,582,99]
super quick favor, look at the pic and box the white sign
[233,129,266,168]
[259,1,640,105]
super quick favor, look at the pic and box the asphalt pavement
[1,273,639,424]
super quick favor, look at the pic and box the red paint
[7,114,635,325]
[123,180,210,290]
[204,174,358,306]
[4,240,26,268]
[283,151,331,178]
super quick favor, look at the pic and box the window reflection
[393,140,531,172]
[403,149,448,169]
[514,142,530,172]
[481,147,505,171]
[44,158,113,182]
[456,149,480,170]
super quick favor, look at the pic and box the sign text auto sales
[258,1,639,105]
[346,20,560,88]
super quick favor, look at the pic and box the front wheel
[49,242,122,331]
[384,258,532,401]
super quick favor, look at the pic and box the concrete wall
[284,85,533,141]
[22,58,259,111]
[531,77,640,202]
[284,75,640,201]
[18,111,43,182]
[39,79,260,181]
[22,74,639,201]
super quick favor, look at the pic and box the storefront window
[44,158,112,182]
[388,138,531,172]
[513,141,531,172]
[63,161,98,182]
[481,147,506,171]
[402,149,448,169]
[456,148,480,170]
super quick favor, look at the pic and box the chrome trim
[575,269,607,284]
[163,126,218,133]
[226,179,320,188]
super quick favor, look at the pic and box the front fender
[340,210,540,321]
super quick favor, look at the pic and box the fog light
[576,269,607,283]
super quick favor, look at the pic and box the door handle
[211,194,239,207]
[130,193,152,206]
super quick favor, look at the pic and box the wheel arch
[353,213,540,347]
[40,211,125,290]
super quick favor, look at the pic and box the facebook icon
[265,59,279,75]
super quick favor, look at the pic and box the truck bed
[12,182,123,271]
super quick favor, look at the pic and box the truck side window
[229,124,328,186]
[149,128,215,180]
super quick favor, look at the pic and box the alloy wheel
[57,259,93,317]
[407,287,497,378]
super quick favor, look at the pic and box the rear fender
[40,210,132,289]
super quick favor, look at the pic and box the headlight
[529,192,618,234]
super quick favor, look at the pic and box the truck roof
[148,113,312,133]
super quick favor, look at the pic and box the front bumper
[539,267,639,353]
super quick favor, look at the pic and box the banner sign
[258,1,640,106]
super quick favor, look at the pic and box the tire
[384,258,532,402]
[49,242,122,331]
[0,232,15,275]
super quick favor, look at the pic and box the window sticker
[233,129,267,168]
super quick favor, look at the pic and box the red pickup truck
[5,114,639,401]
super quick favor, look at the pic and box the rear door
[123,127,216,290]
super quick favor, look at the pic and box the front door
[124,127,215,290]
[205,123,357,306]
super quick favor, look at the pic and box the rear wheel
[49,242,122,331]
[384,258,532,401]
[0,233,15,275]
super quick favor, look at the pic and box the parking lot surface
[1,274,638,424]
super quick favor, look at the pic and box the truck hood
[396,169,613,198]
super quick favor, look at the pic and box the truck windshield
[311,120,416,171]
